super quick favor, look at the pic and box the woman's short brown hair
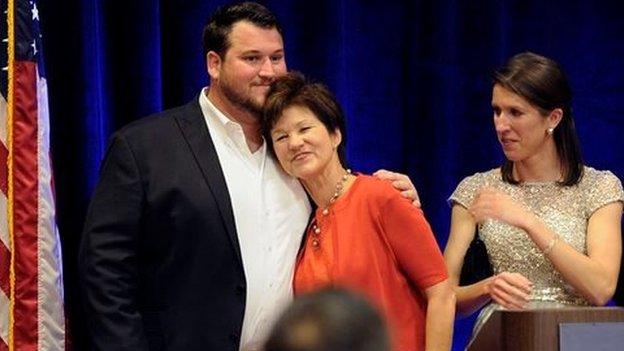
[262,72,348,166]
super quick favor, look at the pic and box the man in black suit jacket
[80,2,420,351]
[80,3,297,350]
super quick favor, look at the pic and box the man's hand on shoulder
[373,169,421,207]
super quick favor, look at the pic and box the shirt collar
[199,87,240,129]
[198,87,267,157]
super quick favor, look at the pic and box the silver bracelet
[542,234,559,255]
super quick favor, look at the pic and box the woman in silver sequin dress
[443,52,624,339]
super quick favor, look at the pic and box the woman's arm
[523,202,622,305]
[423,279,456,351]
[444,205,532,315]
[470,187,623,305]
[377,188,455,347]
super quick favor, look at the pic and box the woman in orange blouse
[262,72,455,351]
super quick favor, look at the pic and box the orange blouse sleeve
[380,194,448,290]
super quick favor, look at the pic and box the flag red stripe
[0,143,7,196]
[11,61,39,351]
[0,337,8,351]
[0,128,8,315]
[0,241,10,296]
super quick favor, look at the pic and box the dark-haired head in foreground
[265,288,390,351]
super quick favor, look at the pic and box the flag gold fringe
[6,0,15,350]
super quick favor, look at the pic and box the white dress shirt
[199,89,311,350]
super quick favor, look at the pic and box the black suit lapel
[174,99,243,266]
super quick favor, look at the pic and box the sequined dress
[450,167,624,337]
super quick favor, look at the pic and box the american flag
[0,0,66,350]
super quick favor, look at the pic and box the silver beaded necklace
[309,169,352,249]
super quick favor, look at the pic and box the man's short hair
[202,1,283,58]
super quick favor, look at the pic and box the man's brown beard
[220,81,264,117]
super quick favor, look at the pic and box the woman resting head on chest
[262,72,456,351]
[444,52,624,324]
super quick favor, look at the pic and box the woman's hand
[485,272,533,310]
[468,187,532,229]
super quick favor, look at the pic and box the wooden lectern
[467,307,624,351]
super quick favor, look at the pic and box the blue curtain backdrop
[39,1,624,349]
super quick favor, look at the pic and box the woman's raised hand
[469,187,533,229]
